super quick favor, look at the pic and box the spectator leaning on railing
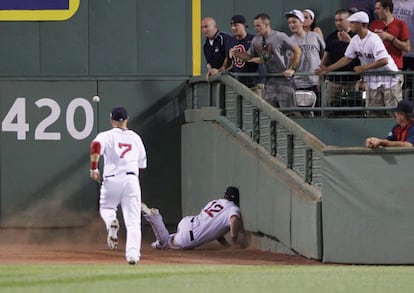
[315,11,401,117]
[226,14,263,97]
[202,17,231,79]
[365,99,414,148]
[231,13,301,109]
[285,9,325,105]
[321,8,361,108]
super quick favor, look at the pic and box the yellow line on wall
[192,0,201,76]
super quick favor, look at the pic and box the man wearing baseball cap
[227,14,262,96]
[365,99,414,148]
[315,11,401,117]
[285,9,325,109]
[90,106,147,265]
[231,13,301,109]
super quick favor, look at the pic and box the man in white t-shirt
[90,106,147,265]
[315,11,401,117]
[142,186,244,250]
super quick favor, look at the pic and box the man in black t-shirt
[320,9,361,108]
[226,15,262,95]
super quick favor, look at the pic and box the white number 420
[1,97,94,140]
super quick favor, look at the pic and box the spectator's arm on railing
[287,45,301,69]
[365,137,413,148]
[315,56,352,75]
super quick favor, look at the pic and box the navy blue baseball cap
[391,99,414,114]
[110,107,128,121]
[224,186,240,205]
[231,15,248,27]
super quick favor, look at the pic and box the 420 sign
[1,97,94,140]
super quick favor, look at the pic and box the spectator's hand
[365,137,381,149]
[283,68,295,77]
[315,65,328,76]
[229,48,235,59]
[231,48,242,58]
[209,68,220,75]
[249,57,262,64]
[354,65,365,74]
[205,64,220,78]
[374,29,392,42]
[337,30,351,43]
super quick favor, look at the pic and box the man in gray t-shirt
[231,13,301,108]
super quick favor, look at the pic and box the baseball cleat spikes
[107,219,119,250]
[127,257,139,265]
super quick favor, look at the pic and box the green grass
[0,264,413,293]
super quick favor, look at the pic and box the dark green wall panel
[89,0,139,74]
[40,0,89,74]
[138,0,190,75]
[0,22,40,74]
[296,119,395,147]
[0,78,186,227]
[0,81,97,227]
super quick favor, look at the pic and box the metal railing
[218,70,414,118]
[186,70,414,187]
[187,74,326,189]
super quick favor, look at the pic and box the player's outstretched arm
[229,215,246,248]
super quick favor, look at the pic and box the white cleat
[151,240,164,249]
[127,257,139,265]
[141,202,159,215]
[151,240,160,249]
[107,219,119,250]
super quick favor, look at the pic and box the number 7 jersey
[93,128,147,177]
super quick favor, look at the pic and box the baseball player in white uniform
[90,106,147,265]
[142,186,243,250]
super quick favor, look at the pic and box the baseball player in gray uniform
[90,106,147,265]
[142,186,244,250]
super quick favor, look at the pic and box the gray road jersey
[190,198,240,248]
[290,31,325,88]
[248,30,297,74]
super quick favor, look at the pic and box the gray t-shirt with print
[290,31,325,88]
[248,30,296,74]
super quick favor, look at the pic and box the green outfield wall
[0,0,349,227]
[1,0,411,264]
